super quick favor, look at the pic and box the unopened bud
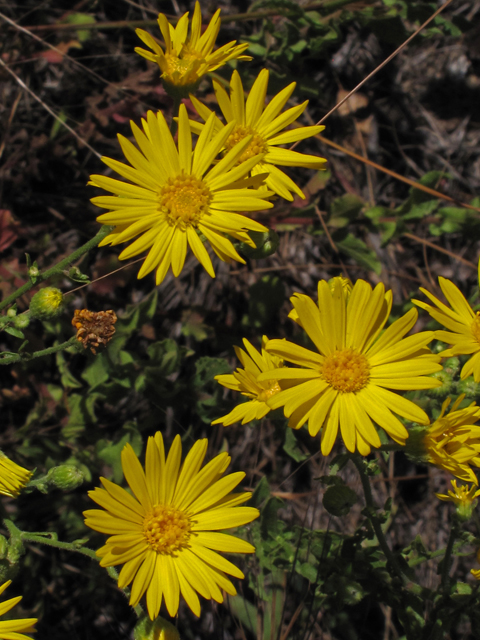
[29,288,65,320]
[134,616,180,640]
[13,314,30,330]
[45,465,84,491]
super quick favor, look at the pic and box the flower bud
[238,230,279,259]
[12,314,30,330]
[403,426,429,464]
[457,378,480,399]
[45,465,84,491]
[33,465,84,493]
[134,616,180,640]
[29,287,65,320]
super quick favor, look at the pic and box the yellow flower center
[159,174,211,230]
[471,312,480,344]
[321,348,370,393]
[225,125,267,164]
[143,504,191,554]
[258,381,281,403]
[162,48,204,86]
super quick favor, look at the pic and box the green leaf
[81,353,111,389]
[251,476,271,508]
[96,424,142,483]
[336,233,382,274]
[64,13,96,42]
[283,428,308,462]
[323,485,357,517]
[4,326,24,339]
[329,194,364,227]
[261,497,284,539]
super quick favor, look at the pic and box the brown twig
[403,233,476,269]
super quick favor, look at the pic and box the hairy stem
[0,336,80,365]
[0,225,113,313]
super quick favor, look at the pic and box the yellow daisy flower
[135,2,251,96]
[89,104,273,285]
[0,452,32,498]
[84,434,259,620]
[436,480,480,505]
[188,69,327,201]
[413,276,480,382]
[0,580,37,640]
[422,395,480,484]
[257,277,442,456]
[212,336,287,426]
[471,568,480,580]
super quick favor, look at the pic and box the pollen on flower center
[225,125,267,164]
[159,174,211,229]
[471,313,480,344]
[143,504,192,554]
[258,381,281,403]
[321,348,370,393]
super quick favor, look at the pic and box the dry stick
[317,134,480,212]
[403,232,476,269]
[0,57,101,160]
[22,0,354,31]
[0,11,115,90]
[315,0,456,126]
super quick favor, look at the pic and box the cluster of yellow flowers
[89,3,326,285]
[214,273,480,491]
[5,1,480,632]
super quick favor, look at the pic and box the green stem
[20,530,144,617]
[441,520,459,596]
[0,225,113,313]
[351,455,407,583]
[0,335,79,365]
[170,95,182,136]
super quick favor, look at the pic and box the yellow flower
[212,336,286,426]
[84,434,258,620]
[423,395,480,484]
[0,580,37,640]
[436,479,480,520]
[413,276,480,382]
[189,69,327,201]
[0,453,32,498]
[135,2,251,95]
[257,277,442,456]
[89,104,273,285]
[436,479,480,506]
[471,568,480,580]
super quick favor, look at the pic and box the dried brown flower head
[72,309,117,354]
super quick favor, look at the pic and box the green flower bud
[29,288,64,320]
[238,230,279,259]
[45,465,84,491]
[457,378,480,399]
[6,308,16,318]
[0,536,8,560]
[134,616,180,640]
[425,370,453,399]
[443,357,460,377]
[12,314,30,330]
[28,265,39,278]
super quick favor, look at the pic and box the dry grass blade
[316,0,456,125]
[403,233,477,269]
[0,58,101,159]
[316,135,480,213]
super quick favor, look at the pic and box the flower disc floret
[89,104,273,285]
[189,69,327,200]
[84,433,259,619]
[257,278,442,456]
